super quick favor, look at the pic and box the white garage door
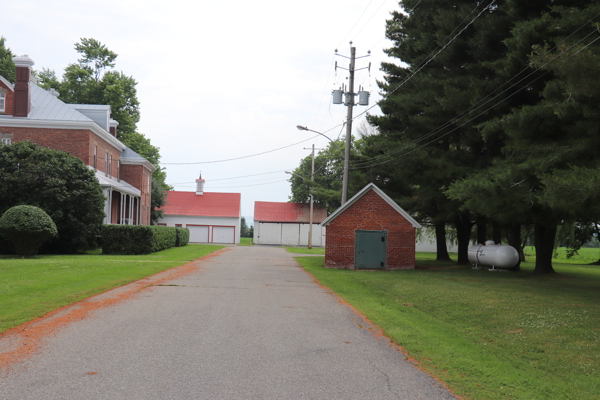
[213,226,235,244]
[188,226,209,243]
[257,222,281,245]
[281,224,300,246]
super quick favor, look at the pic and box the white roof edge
[120,157,156,172]
[90,167,140,197]
[320,183,422,228]
[0,76,14,91]
[0,118,126,151]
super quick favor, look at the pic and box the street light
[285,168,315,249]
[296,125,335,142]
[296,124,349,205]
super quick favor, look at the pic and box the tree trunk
[454,213,473,265]
[435,222,451,261]
[507,223,522,271]
[476,216,487,244]
[492,221,502,244]
[534,221,557,274]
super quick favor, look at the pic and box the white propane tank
[468,241,519,269]
[332,90,343,104]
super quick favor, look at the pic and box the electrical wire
[336,0,376,50]
[348,25,600,169]
[201,179,289,189]
[352,0,497,123]
[160,135,320,165]
[349,33,600,170]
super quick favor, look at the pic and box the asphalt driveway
[0,246,456,399]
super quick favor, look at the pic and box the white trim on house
[0,118,127,151]
[320,183,422,228]
[0,76,14,91]
[120,156,155,172]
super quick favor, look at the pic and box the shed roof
[320,183,422,228]
[254,201,327,223]
[159,191,241,218]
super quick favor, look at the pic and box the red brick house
[320,183,421,270]
[0,55,153,225]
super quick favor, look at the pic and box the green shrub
[149,225,177,252]
[0,141,105,254]
[176,227,189,247]
[0,205,58,257]
[101,225,178,255]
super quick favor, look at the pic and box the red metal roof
[159,191,241,218]
[254,201,328,223]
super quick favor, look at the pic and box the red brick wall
[2,126,121,177]
[1,123,152,225]
[0,81,13,116]
[120,164,152,226]
[325,189,416,270]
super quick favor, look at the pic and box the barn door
[355,230,387,270]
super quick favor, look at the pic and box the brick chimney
[196,173,205,195]
[109,119,119,137]
[12,55,34,118]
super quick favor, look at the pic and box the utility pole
[333,43,370,205]
[304,143,323,249]
[309,144,315,249]
[341,47,355,205]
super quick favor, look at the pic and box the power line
[336,0,376,50]
[348,25,600,169]
[167,169,292,185]
[199,179,289,189]
[349,34,600,170]
[352,0,497,123]
[160,135,320,165]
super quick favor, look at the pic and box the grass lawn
[285,246,325,255]
[295,252,600,400]
[0,244,223,333]
[239,237,253,246]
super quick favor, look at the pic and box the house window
[175,224,182,227]
[0,133,12,145]
[108,154,112,176]
[104,152,108,177]
[0,92,5,113]
[116,160,120,181]
[93,146,97,169]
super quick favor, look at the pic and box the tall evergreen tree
[448,1,600,273]
[367,0,512,263]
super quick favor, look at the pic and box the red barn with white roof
[157,175,241,244]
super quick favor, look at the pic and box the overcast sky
[3,0,401,222]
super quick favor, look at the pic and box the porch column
[129,195,133,225]
[107,188,113,224]
[121,193,125,225]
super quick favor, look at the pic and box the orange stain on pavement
[0,248,230,371]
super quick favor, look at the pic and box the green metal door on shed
[355,230,387,270]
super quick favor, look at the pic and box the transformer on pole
[333,43,371,204]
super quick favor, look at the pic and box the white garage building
[253,201,327,246]
[157,175,241,244]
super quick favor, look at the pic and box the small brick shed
[320,183,422,270]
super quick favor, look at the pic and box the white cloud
[2,0,399,218]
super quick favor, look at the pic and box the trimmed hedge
[0,205,58,257]
[101,225,180,255]
[176,227,189,247]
